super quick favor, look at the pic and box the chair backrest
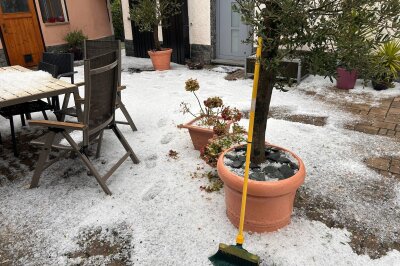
[42,52,74,77]
[84,40,122,85]
[83,51,119,145]
[38,61,58,78]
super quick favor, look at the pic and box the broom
[209,37,263,266]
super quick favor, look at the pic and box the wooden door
[0,0,44,67]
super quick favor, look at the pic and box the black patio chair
[0,100,51,157]
[41,52,76,111]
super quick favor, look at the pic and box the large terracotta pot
[148,49,173,71]
[336,67,357,90]
[180,116,232,151]
[217,144,306,233]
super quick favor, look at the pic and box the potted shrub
[216,0,400,233]
[130,0,181,71]
[370,40,400,91]
[64,29,87,61]
[179,78,241,151]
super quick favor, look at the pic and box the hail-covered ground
[0,52,400,266]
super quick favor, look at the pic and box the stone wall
[125,39,134,56]
[191,44,212,64]
[0,49,7,67]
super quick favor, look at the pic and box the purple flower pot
[336,67,357,90]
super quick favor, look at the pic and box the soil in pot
[218,144,306,233]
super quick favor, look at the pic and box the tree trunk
[250,3,281,164]
[251,62,276,164]
[153,25,161,51]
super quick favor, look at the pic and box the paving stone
[388,108,400,115]
[385,115,400,123]
[379,170,392,177]
[387,130,396,137]
[378,128,388,135]
[368,108,389,116]
[366,158,390,171]
[392,160,400,167]
[354,124,379,135]
[390,164,400,174]
[372,121,397,130]
[392,102,400,108]
[351,103,371,111]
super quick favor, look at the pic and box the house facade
[0,0,114,67]
[122,0,252,64]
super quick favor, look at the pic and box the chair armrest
[74,82,85,87]
[29,120,86,130]
[57,72,76,79]
[118,85,127,92]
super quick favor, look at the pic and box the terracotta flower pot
[217,144,306,233]
[336,67,357,90]
[180,116,232,151]
[148,49,173,71]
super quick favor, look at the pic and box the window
[38,0,68,23]
[0,0,29,13]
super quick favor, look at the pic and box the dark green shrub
[111,0,125,41]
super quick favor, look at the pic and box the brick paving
[345,97,400,139]
[366,157,400,179]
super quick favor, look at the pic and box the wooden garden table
[0,65,82,120]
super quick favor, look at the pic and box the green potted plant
[216,0,400,233]
[130,0,181,70]
[179,78,240,151]
[64,29,87,61]
[370,40,400,91]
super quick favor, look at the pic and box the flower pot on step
[148,49,173,71]
[336,67,357,90]
[180,116,232,151]
[217,144,306,233]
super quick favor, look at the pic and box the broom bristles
[209,243,260,266]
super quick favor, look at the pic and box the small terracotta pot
[336,67,357,90]
[180,116,232,151]
[217,144,306,233]
[148,49,173,71]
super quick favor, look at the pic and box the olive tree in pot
[130,0,181,70]
[218,0,400,233]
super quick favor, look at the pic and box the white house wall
[188,0,211,46]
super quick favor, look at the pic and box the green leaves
[63,30,87,48]
[129,0,181,33]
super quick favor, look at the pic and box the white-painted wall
[122,0,133,40]
[187,0,211,45]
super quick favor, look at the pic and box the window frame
[38,0,69,24]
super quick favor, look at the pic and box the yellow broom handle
[236,37,263,245]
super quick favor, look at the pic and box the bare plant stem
[193,92,205,115]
